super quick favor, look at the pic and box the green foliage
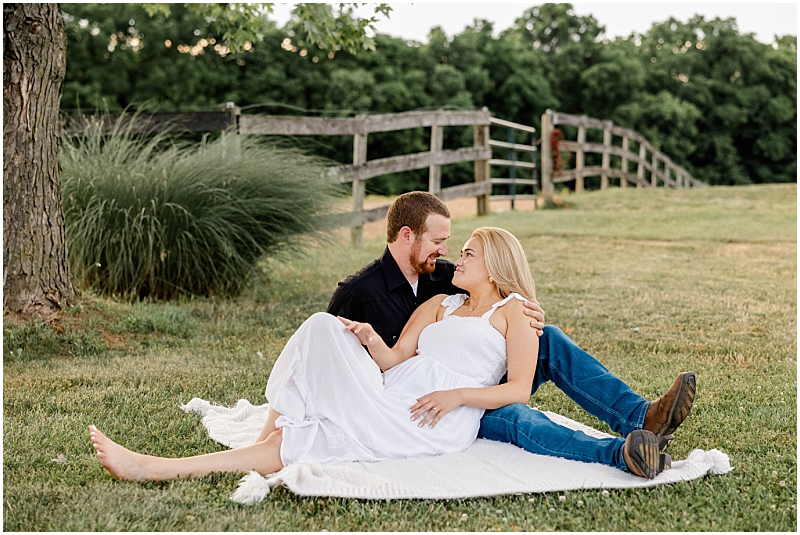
[326,69,376,111]
[61,115,341,300]
[140,3,390,54]
[510,4,604,56]
[581,45,646,119]
[628,15,797,185]
[61,3,796,187]
[61,3,250,113]
[292,3,392,54]
[142,3,270,53]
[614,91,703,169]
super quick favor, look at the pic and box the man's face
[409,214,450,275]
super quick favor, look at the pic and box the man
[327,191,695,474]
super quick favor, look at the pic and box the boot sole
[659,372,696,437]
[660,452,672,471]
[624,430,662,479]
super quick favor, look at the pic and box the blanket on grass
[180,398,732,505]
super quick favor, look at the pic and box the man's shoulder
[337,257,383,292]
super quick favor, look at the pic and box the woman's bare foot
[89,425,151,481]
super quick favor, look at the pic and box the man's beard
[409,240,437,275]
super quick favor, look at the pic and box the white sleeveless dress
[265,293,526,466]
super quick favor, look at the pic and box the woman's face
[452,236,490,289]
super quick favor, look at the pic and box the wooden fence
[64,106,538,247]
[539,109,705,201]
[487,116,538,209]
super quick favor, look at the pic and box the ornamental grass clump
[62,117,340,300]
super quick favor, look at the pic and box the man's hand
[337,316,378,345]
[409,389,463,428]
[522,297,545,336]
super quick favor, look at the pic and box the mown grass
[3,183,796,531]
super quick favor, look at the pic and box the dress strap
[480,293,527,321]
[440,294,468,318]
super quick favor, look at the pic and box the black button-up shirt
[327,247,461,347]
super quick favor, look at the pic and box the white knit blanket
[180,398,732,505]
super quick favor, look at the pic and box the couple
[90,192,695,482]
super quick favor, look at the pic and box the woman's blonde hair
[471,227,536,300]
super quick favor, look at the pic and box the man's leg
[533,326,696,439]
[533,326,648,437]
[478,404,629,471]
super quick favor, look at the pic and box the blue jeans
[478,326,649,472]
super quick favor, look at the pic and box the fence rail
[240,109,490,135]
[487,116,538,210]
[539,109,705,200]
[338,146,492,182]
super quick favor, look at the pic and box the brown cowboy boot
[643,372,696,439]
[623,429,665,479]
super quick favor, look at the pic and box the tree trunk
[3,3,75,318]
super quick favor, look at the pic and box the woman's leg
[89,425,283,481]
[256,408,283,443]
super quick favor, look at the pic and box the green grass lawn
[4,183,796,531]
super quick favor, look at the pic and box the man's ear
[398,226,414,245]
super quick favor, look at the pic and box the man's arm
[522,297,545,336]
[327,284,364,322]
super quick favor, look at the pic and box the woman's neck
[461,283,502,312]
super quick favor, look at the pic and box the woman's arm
[338,294,447,372]
[411,299,539,428]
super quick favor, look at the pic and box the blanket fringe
[180,397,212,415]
[687,448,733,475]
[231,471,273,505]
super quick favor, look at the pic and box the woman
[90,227,666,481]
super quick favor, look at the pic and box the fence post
[651,153,658,187]
[621,136,629,188]
[601,127,611,190]
[508,128,517,210]
[226,102,240,133]
[474,121,490,216]
[540,110,553,203]
[428,123,443,195]
[351,121,368,248]
[576,123,586,193]
[637,143,646,188]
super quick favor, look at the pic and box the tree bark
[3,3,75,318]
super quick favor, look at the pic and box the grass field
[3,183,796,531]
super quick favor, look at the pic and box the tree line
[61,3,796,191]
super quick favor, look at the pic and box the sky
[270,2,797,45]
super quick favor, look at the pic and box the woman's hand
[409,389,463,429]
[337,316,377,346]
